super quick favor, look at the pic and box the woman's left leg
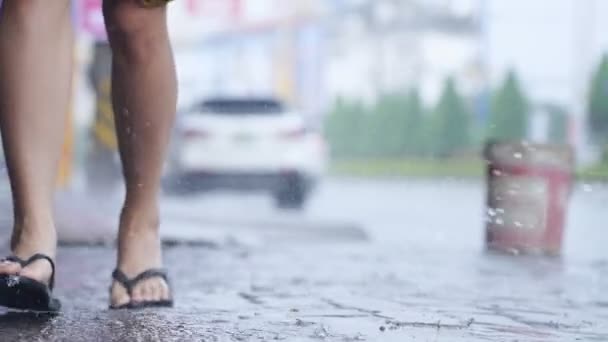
[102,0,177,308]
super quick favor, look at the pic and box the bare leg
[103,0,177,307]
[0,0,72,282]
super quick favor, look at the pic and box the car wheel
[274,176,309,210]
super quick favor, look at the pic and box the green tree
[363,88,427,158]
[369,92,413,157]
[545,104,569,144]
[401,88,426,157]
[487,70,529,141]
[325,97,368,158]
[369,93,398,157]
[588,54,608,157]
[430,77,471,157]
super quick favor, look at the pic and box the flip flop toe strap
[112,268,169,296]
[1,255,25,266]
[24,254,56,290]
[1,253,56,290]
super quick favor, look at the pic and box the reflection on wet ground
[0,179,606,341]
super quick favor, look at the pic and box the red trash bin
[484,141,574,256]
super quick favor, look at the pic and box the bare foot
[0,218,57,286]
[110,210,171,308]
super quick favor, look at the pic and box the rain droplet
[353,333,366,341]
[514,221,523,228]
[495,218,504,225]
[7,275,19,287]
[583,184,593,192]
[514,152,523,159]
[492,169,503,176]
[487,208,497,217]
[312,325,330,339]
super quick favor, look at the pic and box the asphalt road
[0,178,607,341]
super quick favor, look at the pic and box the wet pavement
[0,178,607,341]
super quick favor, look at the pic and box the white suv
[164,98,327,209]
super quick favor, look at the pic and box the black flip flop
[109,268,173,309]
[0,254,61,312]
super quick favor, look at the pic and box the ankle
[116,214,163,272]
[119,206,160,234]
[13,209,54,227]
[12,212,56,235]
[10,216,57,256]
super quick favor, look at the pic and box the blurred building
[324,0,482,105]
[170,0,327,127]
[172,0,483,121]
[73,0,482,128]
[74,0,326,122]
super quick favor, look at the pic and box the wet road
[1,178,607,341]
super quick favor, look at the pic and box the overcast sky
[484,0,608,110]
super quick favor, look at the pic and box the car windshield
[197,99,284,115]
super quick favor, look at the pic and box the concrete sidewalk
[0,188,606,341]
[0,243,606,341]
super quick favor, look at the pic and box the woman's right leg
[0,0,73,283]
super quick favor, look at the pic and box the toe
[131,280,147,302]
[0,260,21,276]
[145,280,160,302]
[160,280,170,301]
[110,282,131,308]
[143,280,158,302]
[134,279,166,302]
[152,280,165,301]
